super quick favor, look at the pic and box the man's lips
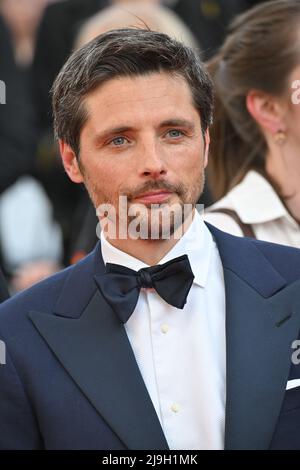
[132,191,173,204]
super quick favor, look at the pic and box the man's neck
[104,210,195,266]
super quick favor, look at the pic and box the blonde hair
[75,2,199,50]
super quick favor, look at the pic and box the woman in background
[204,0,300,247]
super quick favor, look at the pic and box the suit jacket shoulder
[0,248,96,334]
[252,237,300,283]
[207,222,300,284]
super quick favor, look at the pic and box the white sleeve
[0,176,63,271]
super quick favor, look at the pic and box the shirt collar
[100,210,213,288]
[221,170,294,225]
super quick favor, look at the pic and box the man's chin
[126,200,193,241]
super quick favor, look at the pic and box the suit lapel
[29,243,168,450]
[208,223,300,449]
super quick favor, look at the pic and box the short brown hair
[52,28,213,157]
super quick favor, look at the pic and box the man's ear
[203,129,210,168]
[59,140,84,183]
[246,90,286,135]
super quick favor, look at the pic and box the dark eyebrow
[159,119,196,131]
[94,126,136,144]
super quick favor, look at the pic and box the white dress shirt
[101,211,226,450]
[204,170,300,247]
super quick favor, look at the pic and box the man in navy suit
[1,28,300,450]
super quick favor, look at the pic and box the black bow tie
[94,255,194,323]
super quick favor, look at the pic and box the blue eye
[111,136,127,146]
[167,129,184,138]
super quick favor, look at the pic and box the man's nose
[139,139,167,179]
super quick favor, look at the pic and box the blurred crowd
[2,0,298,295]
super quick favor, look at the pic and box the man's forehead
[83,71,196,118]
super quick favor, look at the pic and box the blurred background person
[75,1,198,48]
[0,8,62,293]
[204,0,300,247]
[0,176,62,293]
[0,14,35,192]
[0,0,49,67]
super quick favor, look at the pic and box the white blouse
[204,170,300,248]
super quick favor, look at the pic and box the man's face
[61,72,209,239]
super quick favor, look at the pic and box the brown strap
[209,208,256,239]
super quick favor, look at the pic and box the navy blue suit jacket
[1,223,300,450]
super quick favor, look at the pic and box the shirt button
[171,403,180,413]
[160,324,169,334]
